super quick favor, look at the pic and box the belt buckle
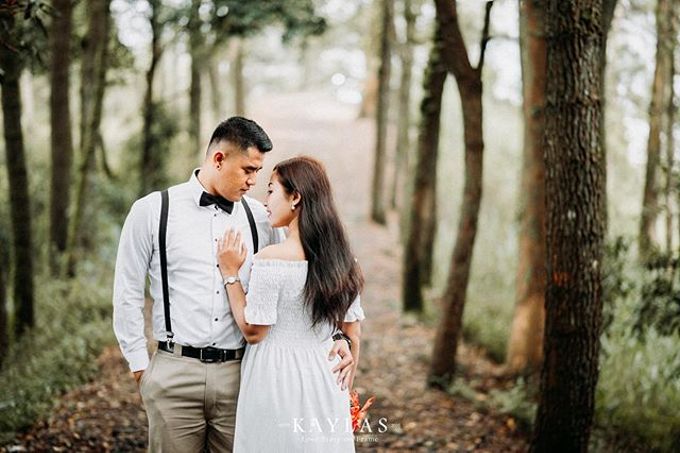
[200,347,218,363]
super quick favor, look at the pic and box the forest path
[7,91,527,452]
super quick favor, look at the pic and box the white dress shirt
[113,170,283,372]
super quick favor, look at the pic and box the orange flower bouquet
[350,390,376,433]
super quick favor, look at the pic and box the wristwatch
[223,275,240,287]
[332,332,352,350]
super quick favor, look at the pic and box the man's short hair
[207,117,273,155]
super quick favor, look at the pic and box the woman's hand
[217,229,247,275]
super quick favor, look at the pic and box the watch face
[226,276,237,284]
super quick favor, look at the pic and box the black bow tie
[199,192,234,214]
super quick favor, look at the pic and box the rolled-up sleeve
[112,196,154,372]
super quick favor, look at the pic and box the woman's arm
[218,229,270,344]
[341,321,361,390]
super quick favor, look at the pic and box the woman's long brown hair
[273,156,364,327]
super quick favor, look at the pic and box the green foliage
[447,376,536,433]
[0,269,115,441]
[0,0,51,75]
[597,305,680,451]
[595,238,680,451]
[488,378,537,431]
[461,300,512,363]
[194,0,327,48]
[120,100,180,196]
[635,252,680,335]
[602,236,636,331]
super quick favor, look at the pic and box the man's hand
[133,370,144,387]
[329,339,353,390]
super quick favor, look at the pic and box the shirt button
[214,318,218,321]
[216,264,219,268]
[216,290,220,294]
[212,342,216,346]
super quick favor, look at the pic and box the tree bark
[371,0,394,225]
[231,37,245,116]
[390,0,416,210]
[663,2,677,254]
[189,0,204,153]
[141,0,163,196]
[402,24,446,313]
[66,0,110,276]
[97,131,114,180]
[208,55,223,121]
[664,61,675,254]
[0,233,7,367]
[530,1,606,451]
[506,0,547,375]
[598,0,618,230]
[49,0,74,268]
[0,21,35,336]
[639,0,673,260]
[427,0,492,389]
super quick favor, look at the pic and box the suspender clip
[164,332,175,352]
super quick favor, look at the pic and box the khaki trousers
[140,347,241,453]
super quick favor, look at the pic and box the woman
[217,156,364,452]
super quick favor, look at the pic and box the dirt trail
[6,91,527,452]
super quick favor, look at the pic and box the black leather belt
[158,341,245,363]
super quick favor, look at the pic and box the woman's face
[264,172,297,228]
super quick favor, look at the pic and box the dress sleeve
[244,261,280,325]
[344,294,365,322]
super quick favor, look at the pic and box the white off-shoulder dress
[233,259,365,453]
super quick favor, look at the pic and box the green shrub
[0,270,115,442]
[488,378,537,431]
[596,294,680,451]
[635,252,680,336]
[461,296,512,363]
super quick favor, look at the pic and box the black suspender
[159,190,173,346]
[241,197,259,253]
[158,191,259,347]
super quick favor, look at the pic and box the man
[113,117,354,452]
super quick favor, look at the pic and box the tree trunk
[599,0,618,231]
[664,3,677,254]
[0,234,7,367]
[97,131,114,180]
[359,72,379,118]
[664,63,674,254]
[0,27,35,337]
[231,38,245,116]
[427,0,492,388]
[530,1,606,451]
[639,0,673,261]
[66,0,110,277]
[402,25,446,313]
[390,0,416,210]
[49,0,74,268]
[141,0,163,196]
[189,0,203,154]
[505,0,547,375]
[208,55,223,122]
[371,0,394,225]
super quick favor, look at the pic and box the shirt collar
[189,168,241,214]
[189,168,207,207]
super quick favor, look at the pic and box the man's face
[215,143,265,202]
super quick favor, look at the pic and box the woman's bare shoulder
[254,243,306,262]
